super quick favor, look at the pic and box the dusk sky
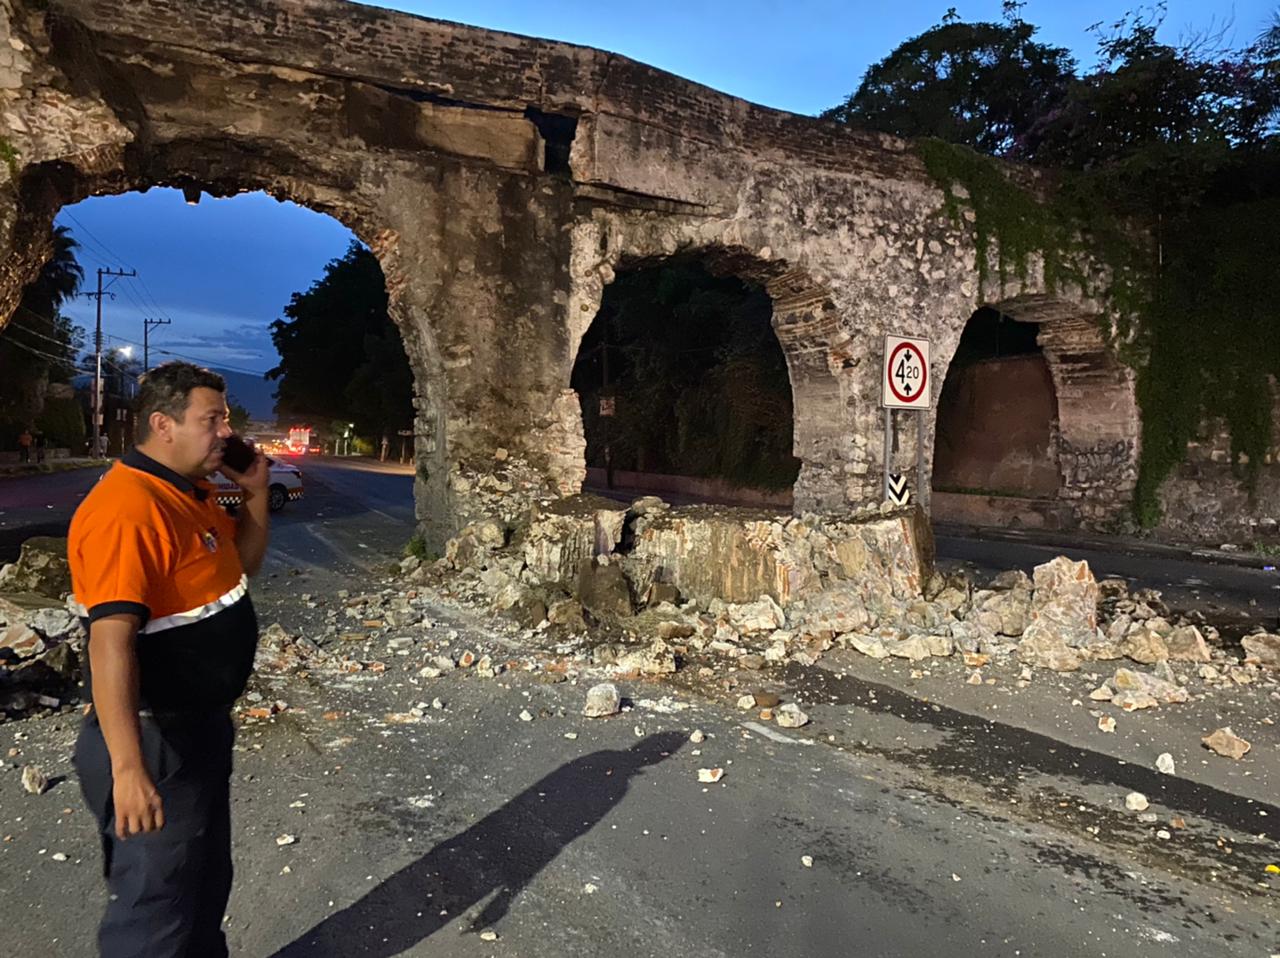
[56,0,1270,378]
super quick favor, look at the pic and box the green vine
[915,139,1280,528]
[0,138,19,187]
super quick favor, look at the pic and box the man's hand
[221,448,268,495]
[112,766,165,838]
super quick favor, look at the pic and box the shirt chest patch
[200,527,220,553]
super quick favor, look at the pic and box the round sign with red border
[882,335,931,409]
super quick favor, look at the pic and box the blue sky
[56,0,1270,375]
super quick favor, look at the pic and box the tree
[227,397,251,434]
[821,6,1075,156]
[570,262,800,490]
[267,242,413,443]
[1020,7,1253,215]
[0,225,86,435]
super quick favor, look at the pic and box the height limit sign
[882,334,931,409]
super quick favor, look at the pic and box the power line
[102,332,271,378]
[60,211,136,271]
[1,335,79,370]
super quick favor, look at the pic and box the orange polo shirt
[68,449,259,711]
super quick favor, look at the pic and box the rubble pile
[0,539,81,722]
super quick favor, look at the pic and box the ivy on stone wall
[918,136,1280,527]
[916,138,1147,318]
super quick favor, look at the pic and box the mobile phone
[221,435,257,473]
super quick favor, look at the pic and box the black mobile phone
[221,435,257,472]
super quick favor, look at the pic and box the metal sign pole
[883,406,892,501]
[916,408,925,511]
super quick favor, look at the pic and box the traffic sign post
[881,335,932,507]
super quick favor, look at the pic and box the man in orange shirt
[68,362,269,957]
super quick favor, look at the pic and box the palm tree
[23,225,85,315]
[0,225,87,426]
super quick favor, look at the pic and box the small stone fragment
[583,683,622,718]
[1125,792,1149,812]
[1155,752,1176,775]
[697,767,724,784]
[1202,726,1251,759]
[479,930,499,942]
[775,703,810,729]
[519,709,533,722]
[50,852,68,862]
[690,729,705,744]
[966,670,983,685]
[735,694,757,710]
[1097,715,1116,733]
[1089,684,1113,701]
[276,834,297,846]
[801,855,813,868]
[20,765,48,796]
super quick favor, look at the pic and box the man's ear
[148,411,173,442]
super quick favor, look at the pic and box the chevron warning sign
[886,473,910,506]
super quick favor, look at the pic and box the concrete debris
[576,558,633,618]
[1165,625,1211,663]
[1028,557,1099,648]
[0,537,71,598]
[20,764,48,795]
[1097,715,1116,733]
[638,638,679,675]
[1017,629,1081,672]
[775,703,809,729]
[1112,668,1188,705]
[582,683,622,718]
[690,729,705,744]
[1121,626,1169,664]
[1125,792,1150,812]
[1156,753,1176,775]
[1202,727,1251,760]
[697,767,724,784]
[1242,633,1280,669]
[726,595,787,635]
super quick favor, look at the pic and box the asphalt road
[0,456,416,573]
[3,460,1276,626]
[1,460,1276,955]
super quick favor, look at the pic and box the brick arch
[563,238,850,512]
[980,294,1138,525]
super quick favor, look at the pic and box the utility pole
[82,267,136,457]
[144,316,171,370]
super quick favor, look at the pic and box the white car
[211,457,304,512]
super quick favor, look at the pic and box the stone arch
[932,306,1062,499]
[931,292,1138,527]
[4,138,452,543]
[563,220,851,514]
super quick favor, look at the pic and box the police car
[211,457,304,512]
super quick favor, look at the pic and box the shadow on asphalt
[267,732,686,956]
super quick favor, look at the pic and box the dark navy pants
[73,710,235,958]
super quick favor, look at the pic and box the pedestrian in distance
[17,426,32,463]
[68,361,271,958]
[33,429,45,463]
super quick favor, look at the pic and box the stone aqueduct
[0,0,1139,547]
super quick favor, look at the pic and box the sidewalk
[934,519,1278,571]
[0,457,110,480]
